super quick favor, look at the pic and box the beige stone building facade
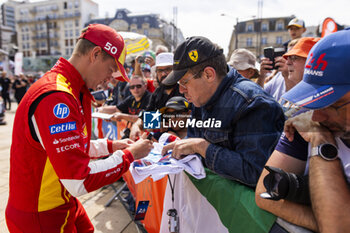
[228,16,295,59]
[14,0,98,57]
[86,9,184,52]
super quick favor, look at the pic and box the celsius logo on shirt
[53,103,70,119]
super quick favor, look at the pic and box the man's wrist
[310,143,338,161]
[195,139,210,158]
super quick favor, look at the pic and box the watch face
[320,144,338,160]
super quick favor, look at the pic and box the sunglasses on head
[129,84,143,90]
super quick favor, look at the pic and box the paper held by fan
[92,112,113,120]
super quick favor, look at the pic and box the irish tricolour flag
[159,169,276,233]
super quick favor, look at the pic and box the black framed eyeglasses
[177,70,203,88]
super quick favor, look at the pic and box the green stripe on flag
[188,169,276,233]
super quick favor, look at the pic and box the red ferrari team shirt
[8,58,134,213]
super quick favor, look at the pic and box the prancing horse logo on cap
[188,50,198,62]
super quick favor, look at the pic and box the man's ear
[90,46,102,63]
[203,67,216,83]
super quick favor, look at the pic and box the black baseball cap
[160,96,191,113]
[162,36,223,86]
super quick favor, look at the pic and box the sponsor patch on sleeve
[53,103,70,119]
[49,121,77,135]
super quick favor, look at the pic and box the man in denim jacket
[162,36,285,186]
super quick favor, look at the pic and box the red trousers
[6,198,94,233]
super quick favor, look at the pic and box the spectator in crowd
[115,77,132,105]
[284,38,320,88]
[155,44,169,55]
[260,38,300,101]
[91,81,110,108]
[134,51,156,76]
[105,76,120,105]
[99,75,151,123]
[160,96,191,139]
[283,18,306,50]
[0,71,11,110]
[12,73,29,104]
[0,95,5,125]
[161,36,285,186]
[130,52,183,140]
[261,37,319,107]
[255,29,350,232]
[141,63,152,79]
[134,51,156,93]
[5,24,153,233]
[228,48,260,83]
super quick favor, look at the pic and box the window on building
[64,2,67,9]
[70,39,74,46]
[76,29,80,37]
[276,36,283,44]
[262,23,268,32]
[65,39,69,46]
[69,30,73,37]
[261,37,267,45]
[66,48,70,55]
[144,29,149,36]
[246,38,253,47]
[75,19,79,27]
[247,24,253,32]
[277,22,284,31]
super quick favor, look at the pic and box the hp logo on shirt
[143,111,161,129]
[53,103,70,119]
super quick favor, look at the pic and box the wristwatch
[310,143,338,161]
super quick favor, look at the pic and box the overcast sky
[2,0,349,55]
[98,0,349,55]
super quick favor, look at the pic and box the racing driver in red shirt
[5,24,153,233]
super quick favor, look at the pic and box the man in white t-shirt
[256,29,350,232]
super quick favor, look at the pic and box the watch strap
[310,143,338,161]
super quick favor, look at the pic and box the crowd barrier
[92,118,276,233]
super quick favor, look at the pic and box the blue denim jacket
[188,68,285,187]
